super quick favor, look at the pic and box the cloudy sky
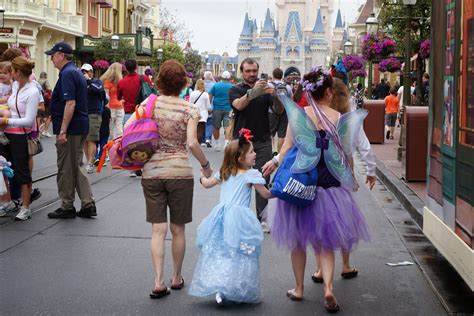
[161,0,365,56]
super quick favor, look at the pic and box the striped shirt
[142,95,200,179]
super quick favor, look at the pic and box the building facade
[425,0,473,290]
[237,0,345,77]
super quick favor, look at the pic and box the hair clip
[238,128,254,144]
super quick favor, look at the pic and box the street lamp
[366,12,379,98]
[398,0,417,160]
[111,34,119,63]
[344,40,353,55]
[157,48,163,70]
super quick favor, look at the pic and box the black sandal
[341,268,358,279]
[286,289,303,301]
[170,277,184,290]
[311,272,323,283]
[325,302,340,313]
[150,287,170,299]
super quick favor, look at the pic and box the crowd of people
[1,40,385,313]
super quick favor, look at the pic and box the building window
[102,8,111,31]
[76,0,83,15]
[90,3,97,18]
[113,9,119,33]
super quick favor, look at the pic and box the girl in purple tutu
[262,68,370,313]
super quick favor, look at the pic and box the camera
[260,73,268,80]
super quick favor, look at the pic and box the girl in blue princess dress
[188,129,273,305]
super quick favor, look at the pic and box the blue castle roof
[262,8,275,33]
[240,13,252,37]
[335,9,343,28]
[313,8,324,33]
[284,11,303,41]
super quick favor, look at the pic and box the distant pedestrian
[129,60,213,299]
[38,71,52,138]
[189,129,273,304]
[189,79,211,144]
[267,67,292,154]
[179,77,193,101]
[202,71,215,147]
[384,87,399,140]
[100,62,123,139]
[44,42,96,219]
[81,63,106,174]
[376,79,390,100]
[209,71,233,151]
[228,58,274,231]
[94,99,111,166]
[0,56,40,220]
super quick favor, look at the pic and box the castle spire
[240,13,252,37]
[313,8,325,33]
[335,9,343,28]
[262,8,275,33]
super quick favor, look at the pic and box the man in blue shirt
[44,42,96,219]
[209,71,233,151]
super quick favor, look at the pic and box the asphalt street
[0,136,447,315]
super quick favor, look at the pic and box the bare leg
[212,128,220,143]
[313,253,322,278]
[151,223,168,290]
[289,248,306,298]
[277,137,285,151]
[170,223,186,286]
[21,183,31,209]
[320,250,338,307]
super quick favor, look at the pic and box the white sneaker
[15,207,32,221]
[86,163,95,174]
[43,131,52,138]
[215,292,224,305]
[0,201,18,217]
[129,171,137,177]
[261,221,271,234]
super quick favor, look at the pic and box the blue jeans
[95,135,109,160]
[205,117,213,142]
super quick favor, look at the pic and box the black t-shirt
[228,83,273,142]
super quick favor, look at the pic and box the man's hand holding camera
[246,73,274,101]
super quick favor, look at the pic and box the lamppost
[157,48,163,70]
[111,34,119,63]
[398,0,417,160]
[366,13,379,98]
[344,40,353,56]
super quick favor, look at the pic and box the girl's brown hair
[11,56,35,78]
[303,68,333,102]
[156,59,187,96]
[219,139,252,181]
[330,78,350,114]
[0,61,12,73]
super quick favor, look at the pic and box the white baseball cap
[221,71,231,79]
[81,63,93,72]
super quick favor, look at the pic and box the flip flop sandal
[150,287,170,299]
[286,289,303,301]
[311,273,323,283]
[325,302,340,313]
[170,277,185,290]
[341,268,358,279]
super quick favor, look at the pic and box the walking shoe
[205,140,212,148]
[386,130,390,139]
[0,201,19,217]
[135,170,142,177]
[77,204,97,218]
[86,163,95,174]
[93,159,100,166]
[201,143,206,147]
[30,188,42,203]
[15,207,32,221]
[47,207,77,219]
[129,171,137,177]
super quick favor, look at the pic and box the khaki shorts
[87,113,102,142]
[141,178,194,224]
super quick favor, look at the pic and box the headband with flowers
[299,66,330,92]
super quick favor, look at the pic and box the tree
[184,52,203,79]
[150,43,185,71]
[159,7,193,46]
[378,0,431,105]
[93,36,136,63]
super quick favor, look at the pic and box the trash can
[404,106,428,181]
[363,100,385,144]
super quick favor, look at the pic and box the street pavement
[0,136,447,315]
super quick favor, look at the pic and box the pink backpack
[97,95,159,172]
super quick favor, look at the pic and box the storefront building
[425,0,474,290]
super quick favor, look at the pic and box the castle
[237,0,345,77]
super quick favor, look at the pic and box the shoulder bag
[14,90,43,156]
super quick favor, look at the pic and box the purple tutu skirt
[265,186,370,253]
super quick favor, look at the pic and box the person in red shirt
[384,87,399,139]
[117,59,153,121]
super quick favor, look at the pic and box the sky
[161,0,365,56]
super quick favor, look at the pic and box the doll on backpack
[188,128,273,305]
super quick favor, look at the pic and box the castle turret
[237,13,253,63]
[332,8,345,55]
[258,8,277,74]
[309,8,329,68]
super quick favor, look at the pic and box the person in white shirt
[189,79,211,144]
[0,56,40,221]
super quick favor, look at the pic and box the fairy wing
[337,109,368,156]
[324,140,358,189]
[278,94,321,173]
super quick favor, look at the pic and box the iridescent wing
[278,94,321,173]
[324,140,357,189]
[337,109,368,156]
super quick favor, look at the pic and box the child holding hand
[189,128,272,305]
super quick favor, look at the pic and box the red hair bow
[238,128,254,143]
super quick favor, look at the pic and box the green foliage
[184,52,203,78]
[93,36,136,63]
[150,43,185,71]
[378,0,431,56]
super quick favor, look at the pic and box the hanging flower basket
[419,39,431,59]
[93,59,110,70]
[352,68,367,77]
[379,36,396,57]
[378,57,402,73]
[342,55,365,72]
[362,34,396,62]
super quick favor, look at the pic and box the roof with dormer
[262,8,275,33]
[284,11,303,42]
[312,8,325,33]
[335,9,343,28]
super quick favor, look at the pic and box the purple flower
[352,68,367,77]
[419,39,431,59]
[378,57,401,73]
[93,59,110,70]
[342,55,365,72]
